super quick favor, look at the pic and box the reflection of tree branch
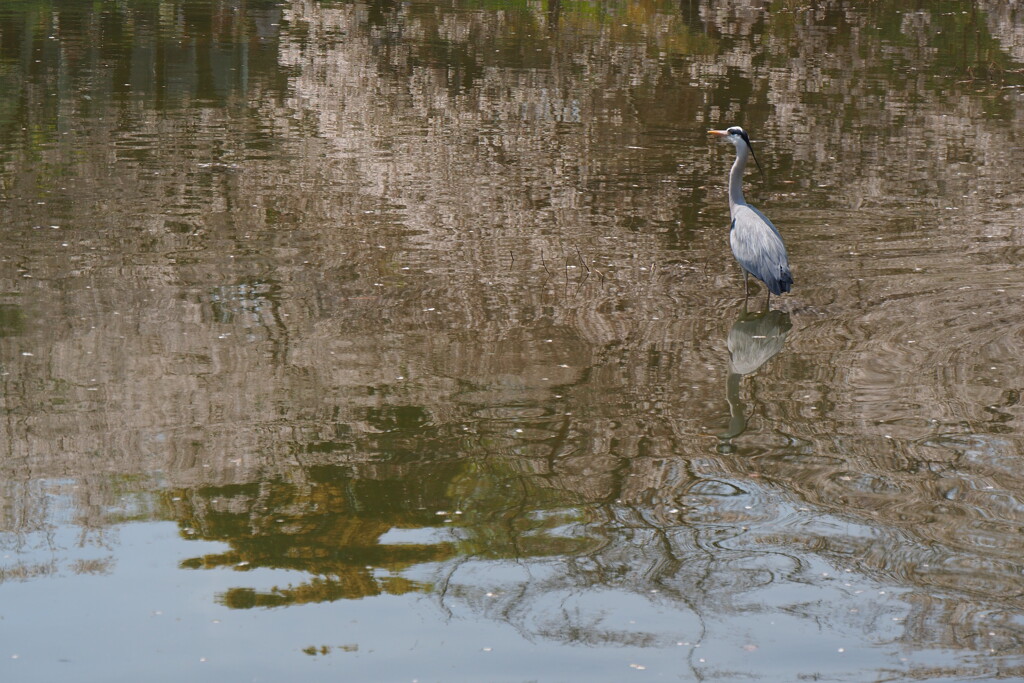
[434,552,470,622]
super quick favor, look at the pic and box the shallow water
[1,1,1023,681]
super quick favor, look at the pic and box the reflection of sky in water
[0,517,968,681]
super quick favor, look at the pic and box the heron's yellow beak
[708,130,728,137]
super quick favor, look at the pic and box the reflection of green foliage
[770,1,1022,80]
[173,472,460,605]
[0,305,26,337]
[0,0,287,153]
[364,404,431,432]
[170,453,599,607]
[444,459,597,559]
[0,0,53,12]
[0,0,1016,160]
[218,574,432,608]
[301,643,356,655]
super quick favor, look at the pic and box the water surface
[1,1,1023,681]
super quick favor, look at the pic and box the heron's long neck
[728,144,749,213]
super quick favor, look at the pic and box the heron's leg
[743,271,749,298]
[765,289,771,311]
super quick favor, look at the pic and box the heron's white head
[708,126,750,146]
[709,126,763,175]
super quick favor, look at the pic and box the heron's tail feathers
[768,266,794,295]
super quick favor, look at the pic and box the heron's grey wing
[729,205,793,294]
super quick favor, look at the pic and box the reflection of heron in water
[719,306,793,444]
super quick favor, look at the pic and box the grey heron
[708,126,793,307]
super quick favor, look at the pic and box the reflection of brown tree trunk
[547,0,560,31]
[679,0,702,29]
